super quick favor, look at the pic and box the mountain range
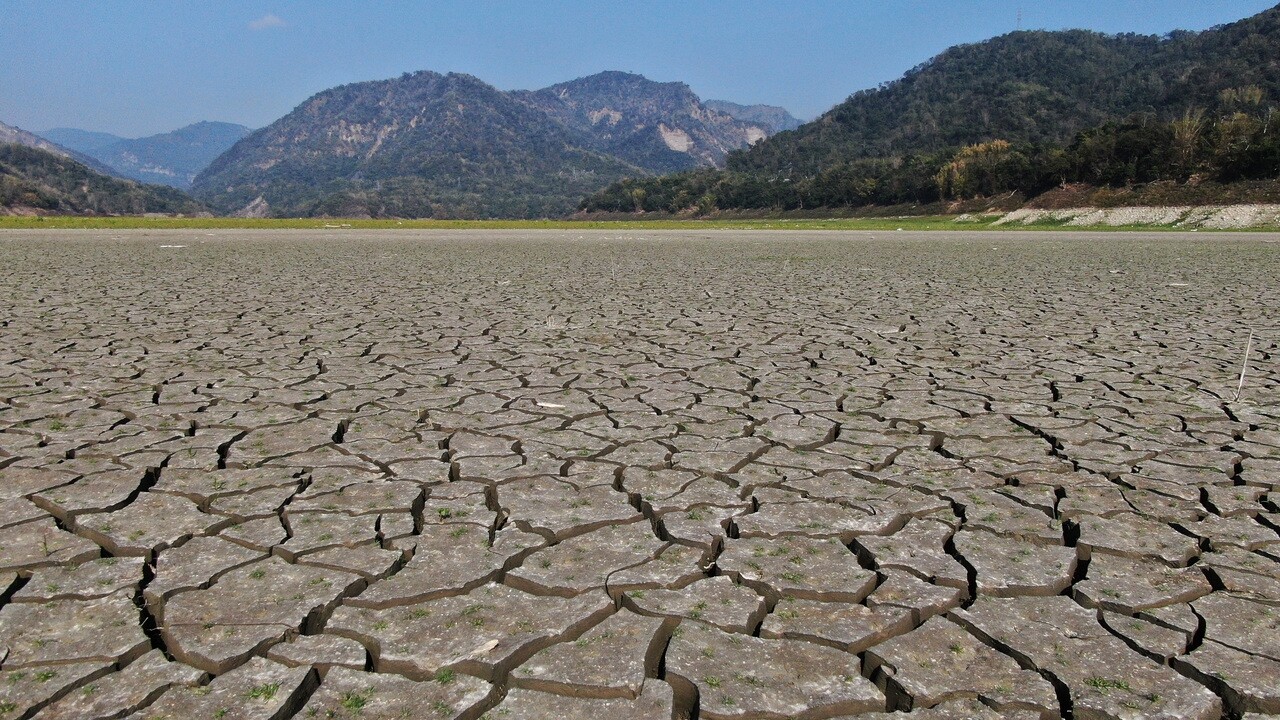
[39,121,251,189]
[191,71,777,218]
[8,5,1280,219]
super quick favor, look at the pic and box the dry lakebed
[0,229,1277,719]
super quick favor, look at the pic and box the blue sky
[2,1,1275,137]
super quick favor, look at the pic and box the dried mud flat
[0,229,1278,720]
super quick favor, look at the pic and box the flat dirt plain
[0,229,1278,720]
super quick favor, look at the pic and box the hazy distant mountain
[38,121,251,189]
[514,71,772,173]
[0,121,122,176]
[192,71,642,218]
[705,100,803,134]
[0,143,205,215]
[38,127,125,153]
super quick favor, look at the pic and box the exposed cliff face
[515,71,772,173]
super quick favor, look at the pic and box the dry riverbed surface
[0,229,1278,719]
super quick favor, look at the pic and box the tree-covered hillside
[0,144,206,215]
[582,5,1280,214]
[735,7,1280,175]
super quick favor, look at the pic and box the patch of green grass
[5,215,1263,232]
[340,687,373,711]
[1086,676,1132,694]
[247,682,279,701]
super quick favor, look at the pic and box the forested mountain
[737,7,1280,176]
[582,5,1280,214]
[41,122,251,189]
[704,100,803,134]
[0,144,206,215]
[513,72,770,173]
[191,70,789,218]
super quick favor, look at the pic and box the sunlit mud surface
[1,229,1278,719]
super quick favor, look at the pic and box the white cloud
[248,14,285,31]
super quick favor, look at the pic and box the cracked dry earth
[0,229,1278,720]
